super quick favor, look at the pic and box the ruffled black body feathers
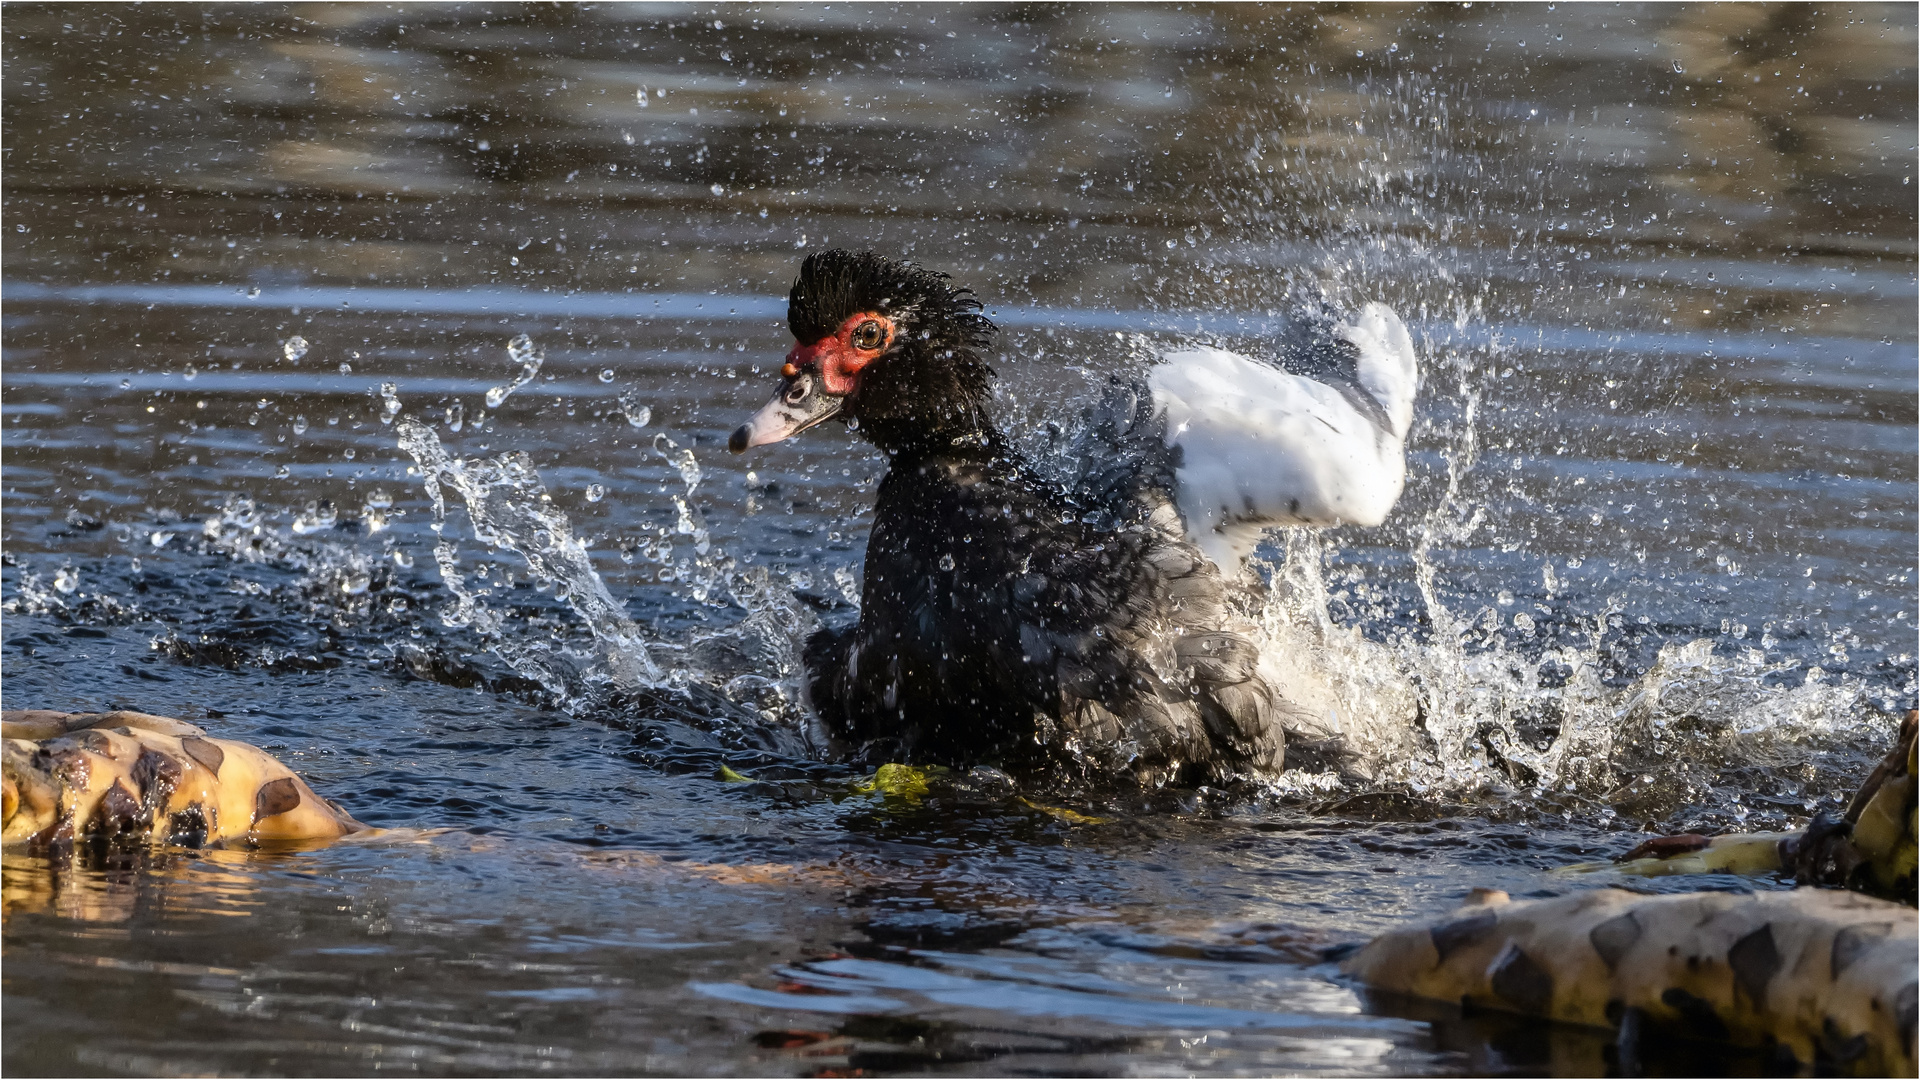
[791,250,1292,787]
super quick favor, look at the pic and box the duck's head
[729,250,997,457]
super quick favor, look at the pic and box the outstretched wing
[1150,303,1419,571]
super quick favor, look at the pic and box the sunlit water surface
[3,6,1914,1076]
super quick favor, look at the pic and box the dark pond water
[3,4,1915,1075]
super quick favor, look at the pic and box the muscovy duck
[729,250,1418,785]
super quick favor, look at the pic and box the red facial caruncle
[783,311,895,396]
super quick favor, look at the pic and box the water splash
[396,416,660,688]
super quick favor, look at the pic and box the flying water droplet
[292,415,309,435]
[619,391,651,428]
[599,368,615,383]
[834,565,861,607]
[485,334,544,408]
[282,335,309,362]
[52,565,79,595]
[291,499,338,535]
[938,553,956,571]
[183,364,198,381]
[445,401,465,432]
[379,382,401,425]
[585,484,605,503]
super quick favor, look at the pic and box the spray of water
[396,416,660,688]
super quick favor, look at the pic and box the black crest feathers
[788,249,995,350]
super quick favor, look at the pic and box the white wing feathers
[1148,302,1419,572]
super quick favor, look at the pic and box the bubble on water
[282,335,309,362]
[293,415,309,435]
[585,484,605,503]
[365,487,394,509]
[599,368,615,383]
[52,565,79,595]
[340,569,371,596]
[486,334,544,408]
[379,382,402,425]
[619,391,652,428]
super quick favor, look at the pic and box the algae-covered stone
[2,710,363,851]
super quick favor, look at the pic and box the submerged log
[2,710,363,851]
[1341,886,1917,1075]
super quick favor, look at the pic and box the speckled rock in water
[1343,717,1920,1075]
[1342,886,1916,1075]
[2,710,363,850]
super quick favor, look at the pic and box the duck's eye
[851,320,886,351]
